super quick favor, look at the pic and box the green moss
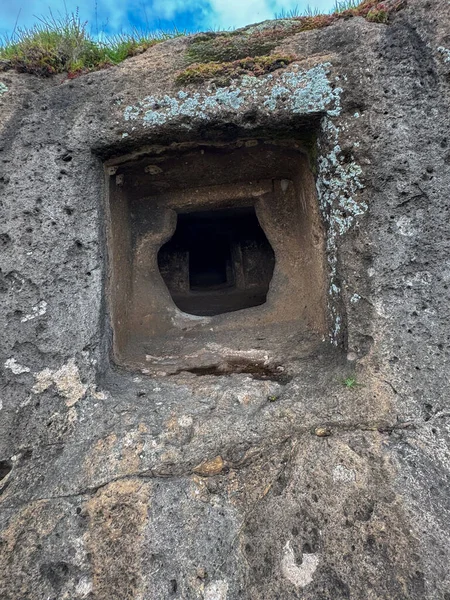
[176,54,296,86]
[185,0,405,65]
[186,19,332,64]
[366,9,389,22]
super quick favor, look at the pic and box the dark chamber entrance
[189,228,232,290]
[158,206,275,316]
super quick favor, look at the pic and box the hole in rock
[105,138,330,372]
[0,460,12,481]
[158,206,275,316]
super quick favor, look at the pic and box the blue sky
[1,0,338,39]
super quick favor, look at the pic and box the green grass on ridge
[0,10,185,76]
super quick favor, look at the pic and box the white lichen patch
[350,293,361,304]
[4,358,30,375]
[281,541,320,588]
[124,64,341,128]
[204,580,229,600]
[317,119,366,235]
[33,358,87,406]
[0,82,8,95]
[396,215,417,237]
[21,300,47,322]
[178,414,194,428]
[333,464,357,483]
[75,577,93,597]
[437,46,450,63]
[316,117,366,344]
[333,315,341,338]
[89,386,108,401]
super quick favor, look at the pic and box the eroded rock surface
[1,0,450,597]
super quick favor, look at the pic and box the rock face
[1,0,450,598]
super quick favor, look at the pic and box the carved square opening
[105,139,328,374]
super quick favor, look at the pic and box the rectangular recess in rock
[105,139,328,375]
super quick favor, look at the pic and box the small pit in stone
[0,459,12,483]
[158,206,275,316]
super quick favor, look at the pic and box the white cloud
[149,0,335,30]
[206,0,275,28]
[0,0,336,38]
[150,0,210,21]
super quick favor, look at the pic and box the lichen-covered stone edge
[122,63,365,343]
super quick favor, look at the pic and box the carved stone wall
[106,141,326,371]
[1,0,450,598]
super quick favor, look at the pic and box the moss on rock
[185,0,406,65]
[175,54,296,86]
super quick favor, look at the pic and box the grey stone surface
[0,0,450,597]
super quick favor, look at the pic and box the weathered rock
[1,0,450,598]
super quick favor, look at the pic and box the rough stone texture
[1,0,450,598]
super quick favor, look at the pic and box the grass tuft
[342,376,365,389]
[332,0,363,13]
[0,10,184,77]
